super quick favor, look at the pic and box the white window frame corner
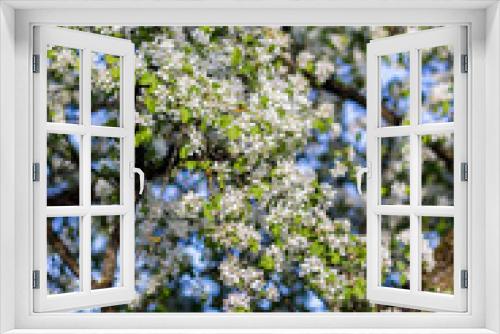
[0,1,498,333]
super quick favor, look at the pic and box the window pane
[47,133,80,206]
[421,45,454,123]
[47,46,80,124]
[380,136,410,205]
[421,217,454,294]
[47,217,80,294]
[421,134,454,206]
[379,52,410,127]
[380,215,410,289]
[91,137,121,205]
[91,216,121,289]
[91,52,121,127]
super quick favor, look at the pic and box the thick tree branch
[321,76,402,126]
[47,223,80,278]
[94,223,122,313]
[318,75,454,171]
[92,222,121,290]
[425,229,453,292]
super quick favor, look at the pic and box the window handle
[135,168,145,195]
[356,166,369,195]
[130,164,145,195]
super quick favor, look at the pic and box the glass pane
[91,137,121,205]
[91,216,121,289]
[91,52,121,127]
[421,217,454,294]
[47,45,80,124]
[380,136,410,205]
[47,133,80,206]
[47,217,80,294]
[381,215,410,289]
[379,52,410,127]
[421,45,454,123]
[421,134,454,206]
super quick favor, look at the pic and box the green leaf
[310,241,325,257]
[203,203,214,222]
[212,193,222,209]
[271,224,281,239]
[234,157,246,173]
[110,66,120,80]
[243,34,255,46]
[248,239,259,253]
[182,62,193,75]
[326,273,336,284]
[259,255,275,271]
[330,252,341,265]
[219,114,233,128]
[231,47,243,68]
[260,95,269,108]
[353,278,365,299]
[145,96,156,113]
[313,119,330,133]
[140,72,156,86]
[442,100,450,113]
[199,160,211,170]
[249,185,264,200]
[135,127,152,147]
[160,288,171,299]
[105,54,119,65]
[217,175,225,190]
[250,126,261,135]
[305,61,314,74]
[277,107,286,119]
[179,146,189,159]
[186,160,196,170]
[180,107,191,124]
[227,126,242,141]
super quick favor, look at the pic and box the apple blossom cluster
[60,25,450,312]
[151,27,363,310]
[128,26,369,310]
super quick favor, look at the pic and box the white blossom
[297,51,315,69]
[315,58,335,83]
[330,162,348,178]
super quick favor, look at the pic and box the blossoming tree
[47,26,453,312]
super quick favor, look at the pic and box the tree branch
[91,222,121,290]
[321,76,401,126]
[47,222,80,278]
[317,75,454,171]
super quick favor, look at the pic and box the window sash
[366,26,468,312]
[32,26,136,312]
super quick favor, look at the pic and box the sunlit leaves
[67,25,428,313]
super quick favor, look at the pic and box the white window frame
[0,1,499,333]
[366,26,468,312]
[32,26,137,312]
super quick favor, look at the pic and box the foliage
[46,26,453,312]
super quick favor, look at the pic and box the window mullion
[81,48,92,294]
[409,47,421,293]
